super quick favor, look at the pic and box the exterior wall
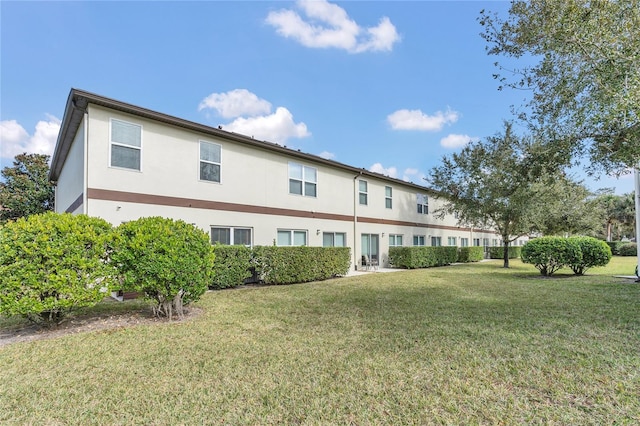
[74,101,522,270]
[55,119,85,214]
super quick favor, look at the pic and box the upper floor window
[385,186,392,209]
[417,194,428,214]
[323,232,346,247]
[289,162,317,197]
[359,180,368,205]
[211,226,252,247]
[110,119,141,170]
[389,234,403,247]
[200,141,221,183]
[277,229,307,246]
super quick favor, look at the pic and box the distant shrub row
[521,236,612,276]
[211,245,351,288]
[488,246,522,259]
[388,246,485,269]
[606,241,637,256]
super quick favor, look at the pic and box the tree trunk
[502,240,510,268]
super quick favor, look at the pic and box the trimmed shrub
[210,245,253,289]
[252,246,350,285]
[456,246,485,263]
[0,212,117,326]
[568,237,612,275]
[521,236,582,276]
[619,242,638,256]
[605,241,626,256]
[113,217,215,319]
[388,246,458,269]
[488,246,522,259]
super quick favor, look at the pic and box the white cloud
[402,168,426,183]
[0,115,61,159]
[387,108,459,131]
[369,162,398,178]
[223,107,310,144]
[440,133,479,149]
[318,151,335,160]
[198,89,272,118]
[266,0,400,53]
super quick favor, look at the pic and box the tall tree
[595,191,636,241]
[479,0,640,175]
[428,122,555,268]
[0,153,55,223]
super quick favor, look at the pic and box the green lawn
[1,258,638,424]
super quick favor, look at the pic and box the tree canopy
[479,0,640,175]
[0,153,55,223]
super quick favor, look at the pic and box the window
[482,238,489,247]
[493,239,499,247]
[431,236,442,246]
[389,234,403,246]
[460,238,469,247]
[110,119,141,170]
[211,227,252,247]
[277,229,307,246]
[417,194,428,214]
[200,141,221,183]
[323,232,346,247]
[359,180,368,205]
[473,238,481,246]
[447,236,457,246]
[413,235,425,246]
[454,211,459,219]
[385,186,392,209]
[289,163,317,197]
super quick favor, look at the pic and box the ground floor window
[413,235,425,246]
[389,234,403,246]
[323,232,346,247]
[473,238,481,246]
[277,229,307,246]
[447,236,457,246]
[361,233,379,266]
[461,238,469,247]
[211,226,252,247]
[431,236,442,246]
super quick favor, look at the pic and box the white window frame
[288,162,317,197]
[359,180,368,205]
[389,234,403,247]
[323,232,346,247]
[413,235,425,246]
[431,236,442,247]
[199,140,221,183]
[447,236,457,246]
[461,238,469,247]
[417,193,428,214]
[277,229,308,246]
[109,118,142,171]
[473,238,481,246]
[211,226,253,247]
[385,186,392,209]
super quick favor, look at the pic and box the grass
[1,257,638,424]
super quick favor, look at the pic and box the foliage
[428,121,560,268]
[112,217,215,319]
[619,242,638,257]
[456,246,485,263]
[595,191,636,241]
[605,241,626,256]
[210,245,253,289]
[527,176,606,237]
[479,1,640,175]
[252,246,350,285]
[488,246,521,259]
[388,246,458,269]
[0,212,116,326]
[521,236,582,276]
[568,236,612,275]
[0,153,55,223]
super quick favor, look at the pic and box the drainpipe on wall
[353,171,362,270]
[83,111,89,215]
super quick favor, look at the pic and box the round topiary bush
[112,217,215,319]
[521,236,582,276]
[0,212,117,326]
[619,242,637,256]
[568,236,612,275]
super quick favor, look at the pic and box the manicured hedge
[388,246,458,269]
[252,246,351,285]
[619,242,637,256]
[521,236,582,276]
[456,246,485,263]
[210,245,253,289]
[488,246,522,259]
[605,241,626,255]
[568,236,612,275]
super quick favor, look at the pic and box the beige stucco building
[50,89,515,270]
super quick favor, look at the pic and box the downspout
[83,111,89,215]
[353,171,362,270]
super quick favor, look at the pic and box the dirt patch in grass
[0,300,202,348]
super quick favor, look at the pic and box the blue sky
[1,0,635,194]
